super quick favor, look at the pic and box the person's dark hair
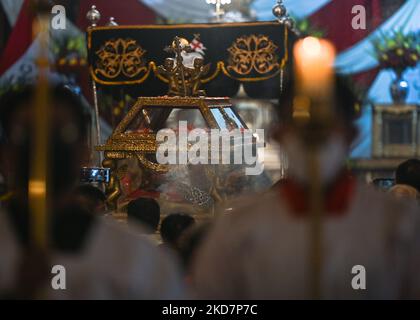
[127,198,160,233]
[395,159,420,192]
[278,73,361,128]
[160,213,195,247]
[0,85,89,144]
[74,184,106,214]
[74,184,106,202]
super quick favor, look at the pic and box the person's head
[273,75,360,184]
[0,85,89,203]
[73,184,107,215]
[126,197,160,233]
[395,159,420,192]
[160,213,196,248]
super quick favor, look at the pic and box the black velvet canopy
[87,21,295,99]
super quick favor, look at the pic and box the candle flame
[302,37,322,56]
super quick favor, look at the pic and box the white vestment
[0,212,185,299]
[192,183,420,299]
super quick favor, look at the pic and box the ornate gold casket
[86,20,293,211]
[96,96,246,170]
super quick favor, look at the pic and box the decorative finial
[87,5,101,27]
[273,0,297,33]
[272,0,287,19]
[107,17,118,26]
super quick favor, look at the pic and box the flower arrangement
[52,35,87,67]
[373,30,420,72]
[294,17,325,38]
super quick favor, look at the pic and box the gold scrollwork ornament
[227,34,279,76]
[95,38,147,79]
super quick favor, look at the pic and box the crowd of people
[0,80,419,299]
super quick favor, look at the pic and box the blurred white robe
[192,183,420,299]
[0,212,185,299]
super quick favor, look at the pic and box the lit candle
[293,37,336,300]
[293,37,336,121]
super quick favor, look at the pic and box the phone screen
[80,167,110,184]
[372,178,395,191]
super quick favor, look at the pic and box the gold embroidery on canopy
[89,25,290,85]
[226,34,279,76]
[94,38,147,79]
[90,61,169,85]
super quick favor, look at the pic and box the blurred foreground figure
[192,79,420,299]
[178,223,211,276]
[0,86,184,299]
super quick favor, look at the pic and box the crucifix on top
[163,36,192,97]
[206,0,231,22]
[158,36,210,97]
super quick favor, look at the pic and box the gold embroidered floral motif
[227,34,279,76]
[95,39,147,79]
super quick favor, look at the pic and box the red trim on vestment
[278,171,356,217]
